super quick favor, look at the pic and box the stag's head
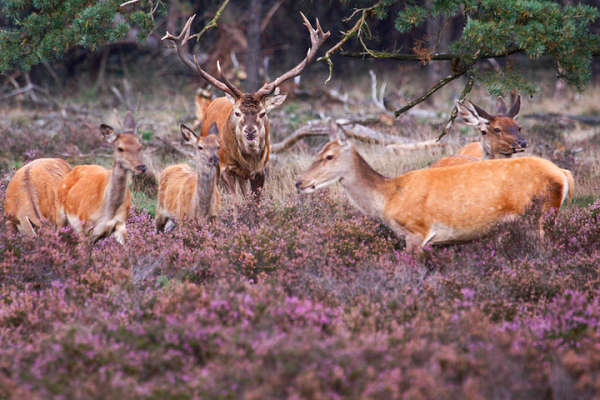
[296,120,351,193]
[457,95,528,158]
[226,92,286,152]
[181,123,220,167]
[100,112,146,174]
[163,13,329,152]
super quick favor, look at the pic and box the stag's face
[228,93,287,153]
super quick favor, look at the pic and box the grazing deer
[192,88,213,130]
[296,121,572,251]
[431,96,528,168]
[58,112,146,244]
[163,13,329,200]
[155,124,221,232]
[4,158,72,236]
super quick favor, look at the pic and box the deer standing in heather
[58,113,146,244]
[431,96,528,168]
[4,158,72,236]
[296,121,573,251]
[155,123,221,232]
[162,13,329,200]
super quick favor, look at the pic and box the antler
[255,12,330,99]
[162,15,243,99]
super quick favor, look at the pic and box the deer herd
[4,15,575,252]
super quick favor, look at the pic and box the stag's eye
[259,111,266,118]
[234,111,241,117]
[494,128,500,133]
[198,146,204,150]
[518,127,522,132]
[118,147,124,152]
[325,155,334,160]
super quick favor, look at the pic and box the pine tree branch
[393,71,466,118]
[340,46,524,62]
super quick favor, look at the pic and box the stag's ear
[123,112,136,132]
[207,122,219,138]
[225,92,236,105]
[100,124,118,143]
[180,124,198,144]
[507,94,521,119]
[264,94,287,112]
[495,97,508,115]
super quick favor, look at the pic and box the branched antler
[162,14,243,99]
[255,12,330,99]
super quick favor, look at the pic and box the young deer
[431,96,528,168]
[58,112,146,244]
[4,158,72,236]
[155,124,221,232]
[163,13,329,200]
[296,121,572,251]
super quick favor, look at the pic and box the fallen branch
[271,119,419,153]
[386,139,444,152]
[523,113,600,126]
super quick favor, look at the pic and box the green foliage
[354,0,600,96]
[0,0,161,71]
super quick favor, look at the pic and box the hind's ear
[180,124,198,144]
[328,119,347,146]
[495,97,508,115]
[507,94,521,119]
[208,122,219,138]
[100,124,118,143]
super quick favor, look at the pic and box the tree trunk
[246,0,261,92]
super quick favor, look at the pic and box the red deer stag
[296,121,573,251]
[58,113,146,244]
[163,14,329,200]
[4,158,72,236]
[155,123,221,232]
[431,96,528,168]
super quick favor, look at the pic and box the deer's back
[5,158,72,226]
[430,154,480,168]
[157,164,196,218]
[457,142,483,158]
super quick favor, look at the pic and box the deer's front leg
[221,169,239,202]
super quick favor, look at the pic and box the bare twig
[189,0,232,41]
[341,46,524,62]
[260,0,285,32]
[369,69,389,115]
[437,73,475,141]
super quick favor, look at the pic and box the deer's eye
[481,130,487,135]
[494,128,500,133]
[325,155,334,160]
[234,111,241,117]
[198,146,204,150]
[118,147,124,152]
[259,111,266,118]
[518,127,522,132]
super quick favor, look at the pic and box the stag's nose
[138,165,147,174]
[209,155,220,166]
[244,126,257,140]
[515,138,529,149]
